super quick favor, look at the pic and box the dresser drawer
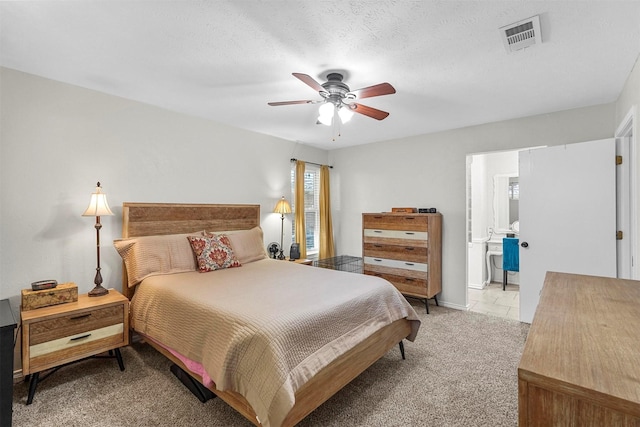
[363,228,428,241]
[29,305,124,346]
[365,270,428,296]
[364,256,428,272]
[363,214,428,231]
[363,242,427,263]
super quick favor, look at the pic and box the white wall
[0,68,328,312]
[3,55,636,315]
[329,104,615,310]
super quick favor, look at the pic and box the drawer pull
[405,262,415,266]
[405,217,416,220]
[70,333,91,341]
[373,259,383,262]
[374,230,383,233]
[373,216,383,219]
[405,247,415,251]
[70,314,91,320]
[406,278,415,282]
[374,244,383,248]
[405,232,415,235]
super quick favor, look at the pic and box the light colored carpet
[12,303,529,426]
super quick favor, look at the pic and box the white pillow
[114,232,199,287]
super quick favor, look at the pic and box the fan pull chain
[332,114,340,141]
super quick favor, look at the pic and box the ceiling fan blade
[351,103,390,120]
[292,73,326,93]
[268,100,314,106]
[349,82,396,99]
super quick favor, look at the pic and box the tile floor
[468,282,520,321]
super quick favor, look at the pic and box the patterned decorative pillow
[187,234,241,272]
[203,226,267,264]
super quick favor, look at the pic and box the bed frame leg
[398,341,405,360]
[170,363,216,403]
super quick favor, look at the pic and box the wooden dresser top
[519,271,640,410]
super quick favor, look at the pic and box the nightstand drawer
[29,305,124,346]
[30,323,124,359]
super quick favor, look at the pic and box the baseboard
[438,300,468,311]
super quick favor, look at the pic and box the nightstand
[21,289,129,404]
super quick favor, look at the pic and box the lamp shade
[273,196,292,215]
[82,182,114,217]
[338,105,354,123]
[318,102,335,126]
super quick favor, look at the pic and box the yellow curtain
[295,160,307,259]
[319,165,335,259]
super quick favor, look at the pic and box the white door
[518,139,617,323]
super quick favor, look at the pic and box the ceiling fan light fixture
[318,102,335,126]
[338,105,354,123]
[318,102,335,117]
[268,72,395,124]
[317,114,332,126]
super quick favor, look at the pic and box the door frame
[615,106,637,279]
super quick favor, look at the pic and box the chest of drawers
[362,213,442,312]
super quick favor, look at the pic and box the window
[291,164,320,256]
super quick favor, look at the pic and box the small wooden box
[21,282,78,311]
[391,207,417,213]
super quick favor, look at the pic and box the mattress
[130,258,420,427]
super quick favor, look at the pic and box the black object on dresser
[0,299,17,427]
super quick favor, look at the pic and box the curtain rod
[290,158,333,168]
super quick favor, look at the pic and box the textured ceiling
[1,1,639,149]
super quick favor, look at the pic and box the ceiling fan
[268,72,396,124]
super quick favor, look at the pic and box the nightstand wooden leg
[398,341,405,360]
[115,348,125,371]
[26,372,39,405]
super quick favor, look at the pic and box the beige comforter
[130,258,420,427]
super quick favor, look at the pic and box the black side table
[0,299,17,427]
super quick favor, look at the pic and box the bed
[116,202,421,427]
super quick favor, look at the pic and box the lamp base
[277,250,286,260]
[88,284,109,297]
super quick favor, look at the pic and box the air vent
[500,15,541,53]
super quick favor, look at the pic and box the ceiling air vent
[500,15,541,53]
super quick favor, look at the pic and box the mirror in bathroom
[493,173,519,233]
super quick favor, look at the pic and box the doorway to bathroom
[466,149,521,320]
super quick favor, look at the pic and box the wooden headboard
[120,202,261,299]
